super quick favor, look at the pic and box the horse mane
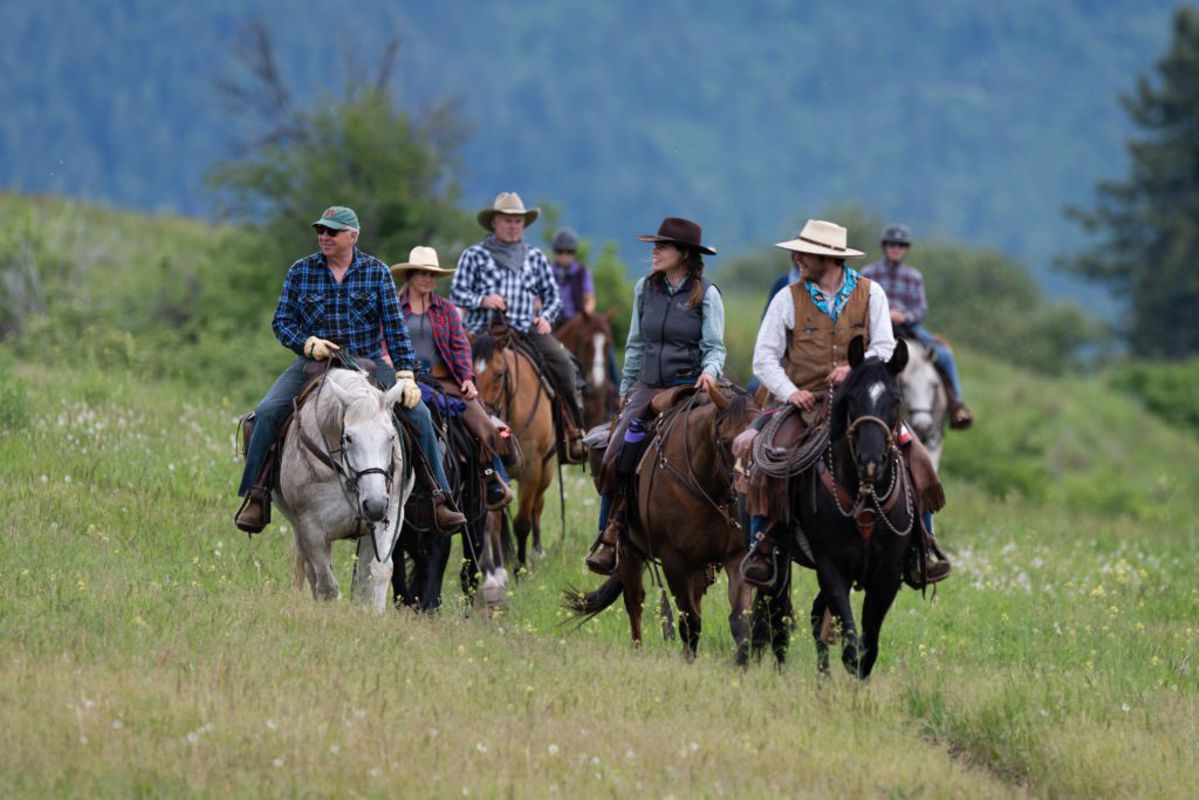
[471,332,497,362]
[829,357,893,442]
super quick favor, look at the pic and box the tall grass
[1,352,1196,797]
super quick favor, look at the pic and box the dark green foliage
[1064,7,1199,357]
[1108,358,1199,437]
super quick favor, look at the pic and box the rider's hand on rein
[304,336,340,361]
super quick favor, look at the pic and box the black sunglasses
[315,226,345,237]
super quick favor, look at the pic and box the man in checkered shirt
[452,192,587,462]
[861,223,974,429]
[235,205,468,534]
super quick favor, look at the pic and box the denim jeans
[238,357,451,496]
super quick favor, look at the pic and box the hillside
[3,0,1181,284]
[1,194,1197,795]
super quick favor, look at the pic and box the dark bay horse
[565,385,759,662]
[472,326,558,570]
[554,310,618,429]
[754,337,917,678]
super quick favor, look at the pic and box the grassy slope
[1,196,1196,796]
[0,349,1196,798]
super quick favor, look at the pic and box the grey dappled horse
[898,338,947,469]
[277,368,415,612]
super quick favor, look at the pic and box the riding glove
[304,336,340,361]
[394,370,422,409]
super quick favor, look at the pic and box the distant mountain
[3,1,1179,295]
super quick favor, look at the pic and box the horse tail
[560,575,624,626]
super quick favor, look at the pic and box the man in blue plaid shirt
[235,205,467,534]
[861,223,973,429]
[452,192,587,462]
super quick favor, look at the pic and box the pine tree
[1064,7,1199,358]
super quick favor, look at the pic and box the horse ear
[495,330,510,351]
[382,381,406,409]
[888,338,909,374]
[708,383,729,411]
[324,375,355,406]
[848,335,866,368]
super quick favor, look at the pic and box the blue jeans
[910,324,965,400]
[238,357,451,496]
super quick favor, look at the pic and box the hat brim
[478,208,540,231]
[774,238,865,258]
[636,234,717,256]
[312,219,357,231]
[390,263,456,279]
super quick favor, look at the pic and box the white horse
[898,337,948,470]
[276,368,415,612]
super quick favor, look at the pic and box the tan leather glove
[304,336,340,361]
[394,370,422,409]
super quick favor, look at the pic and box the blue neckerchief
[805,267,860,322]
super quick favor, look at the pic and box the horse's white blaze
[474,357,488,376]
[590,331,606,388]
[867,381,886,405]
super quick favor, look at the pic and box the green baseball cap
[312,205,360,231]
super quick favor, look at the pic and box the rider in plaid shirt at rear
[451,192,587,462]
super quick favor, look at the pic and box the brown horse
[471,326,558,569]
[564,385,759,662]
[554,310,618,429]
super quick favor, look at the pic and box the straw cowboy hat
[477,192,540,230]
[389,246,456,280]
[774,219,865,258]
[636,216,717,256]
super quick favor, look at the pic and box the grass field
[1,347,1197,797]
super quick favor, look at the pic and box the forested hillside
[3,1,1180,279]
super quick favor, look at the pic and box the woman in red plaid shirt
[389,246,513,510]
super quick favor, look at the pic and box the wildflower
[476,742,487,753]
[548,744,559,755]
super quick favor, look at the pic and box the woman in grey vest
[585,217,726,576]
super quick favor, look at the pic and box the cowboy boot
[937,368,974,430]
[234,457,273,534]
[585,507,624,576]
[740,532,781,588]
[907,525,952,588]
[432,490,467,533]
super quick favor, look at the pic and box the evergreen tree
[1064,7,1199,358]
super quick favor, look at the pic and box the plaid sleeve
[436,297,475,383]
[271,260,308,355]
[909,270,928,325]
[532,249,562,324]
[379,268,415,372]
[451,247,487,309]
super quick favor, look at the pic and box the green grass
[1,352,1197,798]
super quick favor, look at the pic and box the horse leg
[816,565,863,677]
[531,488,547,562]
[770,587,793,668]
[299,534,338,601]
[513,480,534,573]
[617,548,646,646]
[420,533,452,612]
[858,580,901,678]
[352,535,393,614]
[482,512,510,614]
[724,556,754,667]
[810,592,831,674]
[662,555,700,660]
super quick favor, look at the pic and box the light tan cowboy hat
[477,192,540,230]
[389,246,456,280]
[774,219,865,258]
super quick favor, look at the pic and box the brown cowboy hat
[477,192,540,231]
[774,219,865,258]
[636,216,716,256]
[389,246,456,281]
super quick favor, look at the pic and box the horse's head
[557,310,615,393]
[322,370,403,522]
[897,338,944,444]
[830,337,908,488]
[471,329,510,410]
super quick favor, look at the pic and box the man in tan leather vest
[739,219,951,587]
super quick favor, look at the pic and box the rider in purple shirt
[551,227,618,385]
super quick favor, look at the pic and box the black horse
[752,336,919,678]
[390,388,509,612]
